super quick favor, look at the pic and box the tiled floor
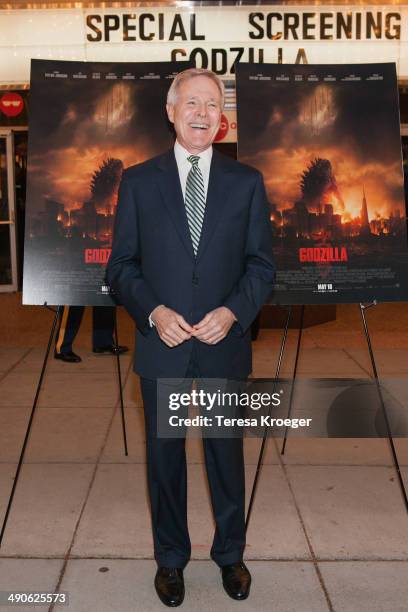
[0,315,407,611]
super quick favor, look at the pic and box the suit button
[192,275,199,285]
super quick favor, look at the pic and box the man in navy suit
[107,68,274,607]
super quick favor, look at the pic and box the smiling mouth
[190,123,209,130]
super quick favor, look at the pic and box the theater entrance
[0,130,17,291]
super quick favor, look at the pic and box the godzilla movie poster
[23,59,189,306]
[236,63,408,305]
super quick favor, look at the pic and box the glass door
[0,131,18,291]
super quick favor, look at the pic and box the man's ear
[166,103,175,124]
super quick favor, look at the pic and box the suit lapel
[156,149,195,260]
[156,148,234,262]
[196,149,234,262]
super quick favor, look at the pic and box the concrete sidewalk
[0,326,407,611]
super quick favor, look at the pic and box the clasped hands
[150,305,237,348]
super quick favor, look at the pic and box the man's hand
[192,307,237,345]
[151,305,193,347]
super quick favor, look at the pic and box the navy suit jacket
[106,148,275,379]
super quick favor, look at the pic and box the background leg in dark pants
[92,306,129,354]
[54,306,84,362]
[55,306,128,361]
[92,306,115,351]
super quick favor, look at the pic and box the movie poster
[23,59,189,306]
[236,62,408,305]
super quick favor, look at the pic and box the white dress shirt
[149,141,213,327]
[174,140,213,199]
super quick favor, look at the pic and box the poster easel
[0,304,128,547]
[245,302,408,533]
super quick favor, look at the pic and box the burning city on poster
[236,63,407,303]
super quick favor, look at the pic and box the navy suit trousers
[140,345,246,569]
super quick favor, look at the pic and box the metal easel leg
[360,301,408,512]
[281,305,305,455]
[0,304,61,547]
[114,310,128,456]
[245,306,292,531]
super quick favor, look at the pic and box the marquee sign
[1,5,408,84]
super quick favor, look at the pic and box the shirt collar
[174,140,213,172]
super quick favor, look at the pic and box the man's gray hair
[167,68,225,109]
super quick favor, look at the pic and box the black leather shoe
[221,561,251,601]
[92,344,129,355]
[54,351,82,363]
[154,567,185,607]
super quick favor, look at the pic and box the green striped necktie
[185,155,206,255]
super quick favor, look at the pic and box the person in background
[54,305,128,363]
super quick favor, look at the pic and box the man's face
[166,75,222,154]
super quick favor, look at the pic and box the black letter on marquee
[366,12,382,39]
[171,49,187,61]
[140,14,155,41]
[302,13,315,40]
[230,47,245,73]
[212,49,227,74]
[355,12,362,40]
[104,15,120,42]
[336,13,352,40]
[158,13,164,40]
[320,13,333,40]
[190,48,209,69]
[386,13,401,40]
[284,13,300,40]
[295,48,308,64]
[190,14,205,40]
[86,15,102,42]
[267,13,282,40]
[248,48,264,63]
[169,14,187,41]
[248,13,264,40]
[123,14,136,41]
